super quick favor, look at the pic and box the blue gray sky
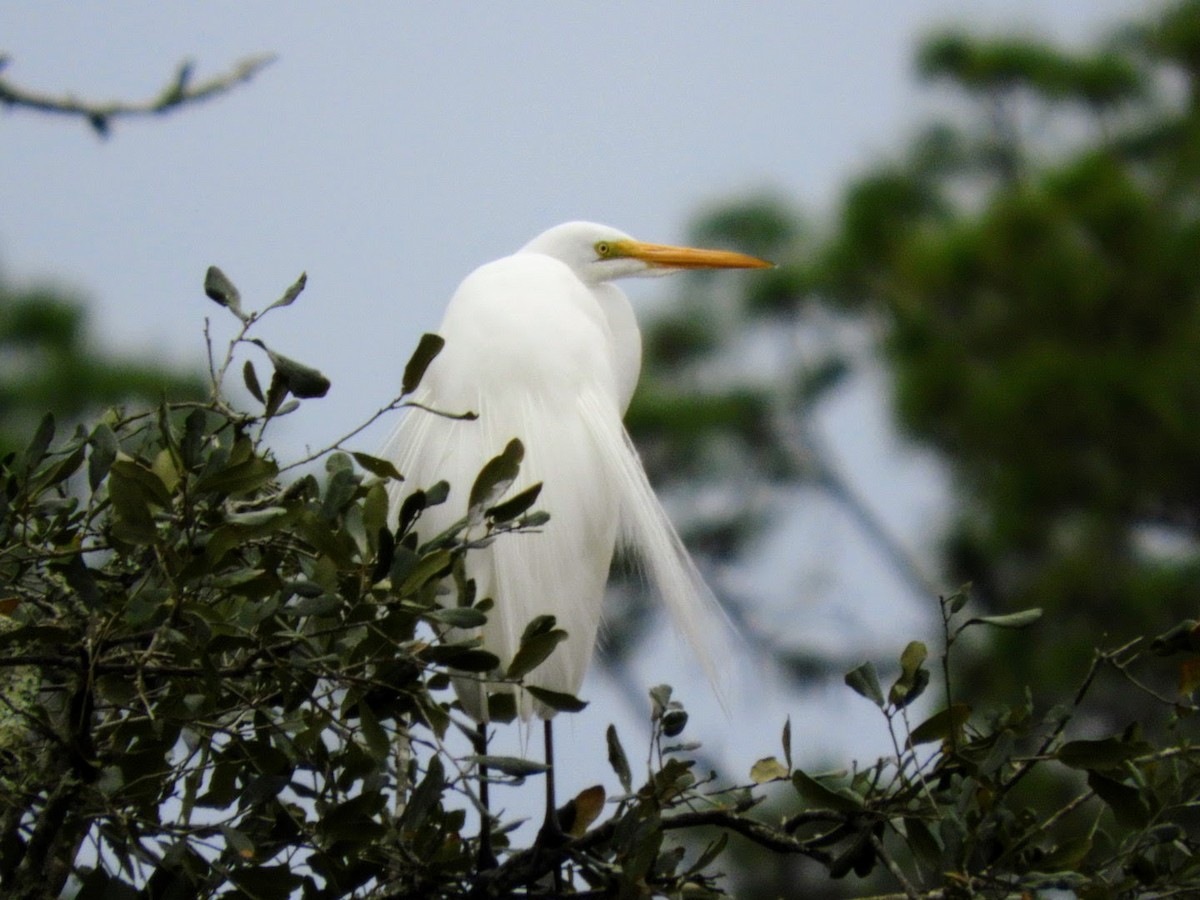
[5,1,1143,782]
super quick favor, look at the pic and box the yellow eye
[595,241,612,258]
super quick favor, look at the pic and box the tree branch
[0,55,274,136]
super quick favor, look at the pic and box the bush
[1,269,1197,899]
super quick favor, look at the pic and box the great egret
[381,221,769,854]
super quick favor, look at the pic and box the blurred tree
[644,0,1200,728]
[0,271,205,455]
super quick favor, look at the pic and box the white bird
[381,223,768,863]
[382,221,769,724]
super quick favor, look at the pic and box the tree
[1,269,1197,898]
[631,0,1200,725]
[0,273,206,456]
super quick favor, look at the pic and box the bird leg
[474,723,497,870]
[534,719,567,892]
[537,719,567,845]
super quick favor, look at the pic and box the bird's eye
[594,241,611,258]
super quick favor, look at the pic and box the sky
[4,0,1144,811]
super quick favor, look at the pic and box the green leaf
[398,755,444,832]
[266,271,307,311]
[903,817,943,871]
[267,350,331,399]
[791,770,862,811]
[471,755,549,777]
[352,451,404,481]
[607,724,632,793]
[420,645,500,672]
[506,626,567,679]
[110,459,173,508]
[782,716,793,772]
[21,413,55,475]
[750,756,790,784]
[963,608,1043,630]
[193,456,279,497]
[486,481,542,523]
[88,422,118,490]
[526,684,587,712]
[889,640,930,708]
[397,548,453,596]
[468,439,524,526]
[1087,770,1149,828]
[181,409,207,470]
[487,692,518,723]
[243,359,265,402]
[402,332,445,395]
[1057,737,1143,771]
[844,661,885,707]
[204,265,244,318]
[909,703,971,745]
[686,832,728,877]
[426,606,488,629]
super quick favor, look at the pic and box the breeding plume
[381,222,770,721]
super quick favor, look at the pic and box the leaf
[181,409,207,470]
[903,817,943,871]
[351,451,404,481]
[220,825,255,860]
[486,481,543,523]
[472,755,549,777]
[909,703,971,746]
[398,755,444,832]
[243,359,265,402]
[110,459,173,508]
[420,645,500,672]
[204,265,244,318]
[22,413,56,474]
[506,627,567,679]
[1181,658,1200,697]
[487,692,518,724]
[526,685,587,713]
[267,350,331,399]
[266,271,307,311]
[889,640,930,708]
[1087,770,1150,829]
[750,756,790,784]
[193,456,279,497]
[782,716,793,772]
[791,770,862,811]
[397,548,453,596]
[844,661,885,707]
[426,606,488,629]
[468,439,524,526]
[88,422,119,490]
[607,724,632,793]
[963,608,1043,630]
[1057,737,1143,771]
[686,833,728,877]
[402,332,445,395]
[566,785,605,837]
[660,708,688,737]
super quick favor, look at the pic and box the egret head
[519,221,772,285]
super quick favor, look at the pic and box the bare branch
[0,55,275,136]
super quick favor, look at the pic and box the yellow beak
[616,239,773,270]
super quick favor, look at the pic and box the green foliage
[639,0,1200,718]
[0,274,205,455]
[0,270,568,898]
[1,266,1198,898]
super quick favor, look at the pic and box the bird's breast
[428,254,618,406]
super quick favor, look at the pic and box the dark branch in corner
[0,54,275,137]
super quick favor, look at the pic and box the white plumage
[380,222,769,721]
